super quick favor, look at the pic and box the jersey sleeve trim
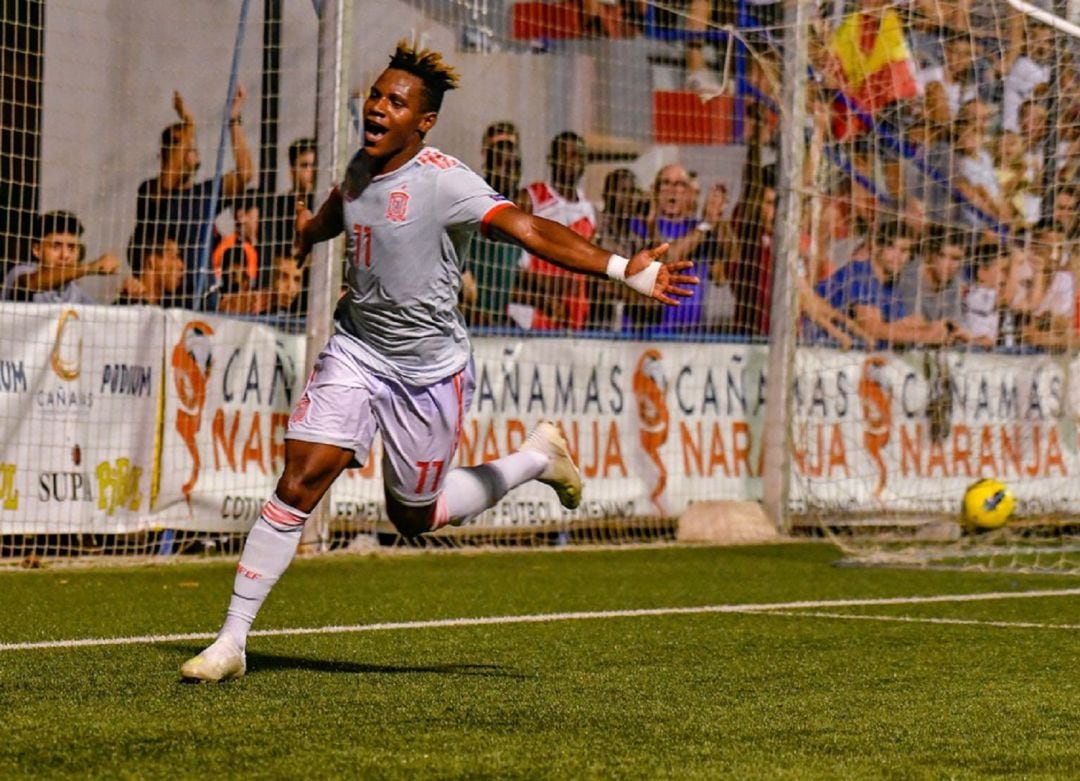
[480,201,514,238]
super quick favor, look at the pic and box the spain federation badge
[386,190,409,222]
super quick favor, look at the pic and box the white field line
[765,611,1080,631]
[2,587,1078,653]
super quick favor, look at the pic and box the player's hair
[288,137,316,167]
[387,40,460,113]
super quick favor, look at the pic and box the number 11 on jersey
[353,224,373,268]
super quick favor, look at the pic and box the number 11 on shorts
[415,459,445,493]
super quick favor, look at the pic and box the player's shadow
[175,646,529,679]
[249,652,531,678]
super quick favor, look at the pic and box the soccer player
[180,41,698,682]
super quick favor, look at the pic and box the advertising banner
[791,349,1077,516]
[3,304,1076,535]
[154,311,305,531]
[0,304,162,533]
[329,338,769,528]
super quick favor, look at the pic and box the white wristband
[625,260,661,297]
[606,253,630,281]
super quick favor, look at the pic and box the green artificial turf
[0,544,1077,779]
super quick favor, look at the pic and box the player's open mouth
[364,120,388,144]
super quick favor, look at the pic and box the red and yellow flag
[828,9,919,134]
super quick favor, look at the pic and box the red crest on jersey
[386,190,410,222]
[569,216,595,239]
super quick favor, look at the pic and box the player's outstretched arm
[294,188,345,261]
[487,205,699,305]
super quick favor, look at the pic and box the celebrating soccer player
[181,41,698,682]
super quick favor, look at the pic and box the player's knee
[275,471,323,511]
[385,494,437,538]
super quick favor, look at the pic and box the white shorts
[285,334,474,506]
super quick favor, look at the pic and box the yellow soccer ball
[962,478,1016,530]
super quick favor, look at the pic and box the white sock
[433,449,548,528]
[218,494,310,648]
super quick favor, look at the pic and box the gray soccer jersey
[336,146,511,385]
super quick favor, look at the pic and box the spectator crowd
[1,87,308,323]
[5,0,1080,354]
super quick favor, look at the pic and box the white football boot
[180,635,246,682]
[521,421,584,510]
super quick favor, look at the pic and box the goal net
[1,0,1078,570]
[780,0,1080,574]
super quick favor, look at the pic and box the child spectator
[116,223,185,307]
[2,210,122,303]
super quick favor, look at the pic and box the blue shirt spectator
[630,216,709,335]
[818,259,906,324]
[624,164,730,337]
[811,222,950,349]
